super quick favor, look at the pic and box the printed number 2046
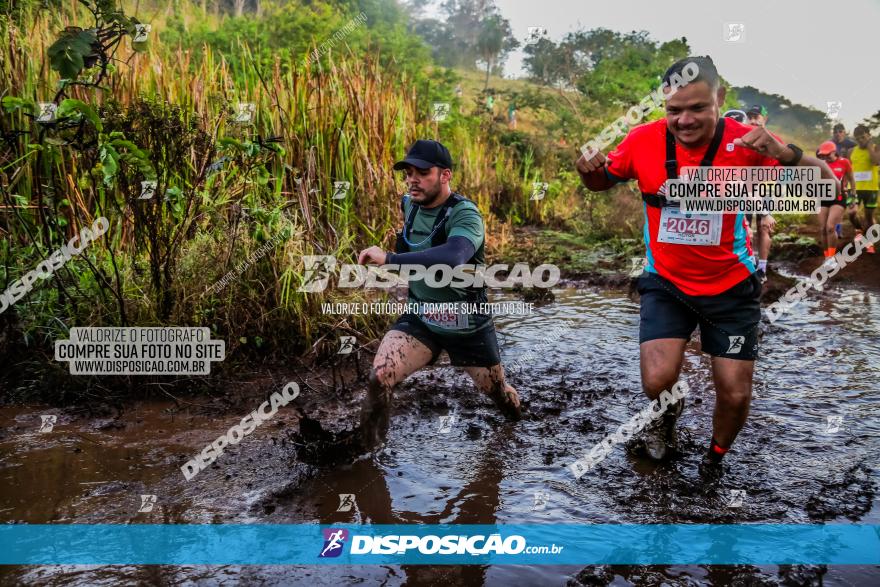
[666,218,709,235]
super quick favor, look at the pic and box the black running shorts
[636,272,762,360]
[390,313,502,368]
[821,190,846,208]
[857,190,878,209]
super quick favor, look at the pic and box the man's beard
[411,185,442,206]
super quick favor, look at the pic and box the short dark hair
[662,56,720,90]
[833,123,846,132]
[853,125,869,136]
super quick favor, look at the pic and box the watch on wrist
[780,143,803,166]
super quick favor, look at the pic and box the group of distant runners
[352,55,876,479]
[723,110,880,269]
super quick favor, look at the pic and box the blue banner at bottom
[1,524,878,565]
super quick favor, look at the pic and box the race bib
[854,171,874,182]
[420,304,469,330]
[657,207,722,246]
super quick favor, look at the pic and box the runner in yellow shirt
[850,125,880,253]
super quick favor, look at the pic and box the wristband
[780,143,803,166]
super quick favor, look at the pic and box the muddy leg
[827,205,844,250]
[463,364,521,420]
[639,338,687,401]
[847,203,861,232]
[709,356,754,448]
[818,207,831,250]
[361,330,434,449]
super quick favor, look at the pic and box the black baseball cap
[392,139,453,170]
[746,104,767,117]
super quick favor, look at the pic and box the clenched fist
[733,127,789,161]
[575,148,607,176]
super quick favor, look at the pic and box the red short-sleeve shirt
[605,118,781,296]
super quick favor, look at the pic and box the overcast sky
[493,0,880,129]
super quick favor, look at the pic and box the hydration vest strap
[400,193,465,251]
[646,118,726,208]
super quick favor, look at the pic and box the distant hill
[732,86,832,147]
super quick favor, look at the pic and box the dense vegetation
[1,0,863,395]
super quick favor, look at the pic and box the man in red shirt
[575,56,837,476]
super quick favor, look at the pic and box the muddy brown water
[1,275,879,586]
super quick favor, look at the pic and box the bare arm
[844,168,856,193]
[869,142,880,165]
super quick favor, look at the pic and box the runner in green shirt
[357,140,521,449]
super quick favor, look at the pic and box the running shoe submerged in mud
[359,388,392,451]
[629,396,684,461]
[489,386,522,421]
[698,453,724,480]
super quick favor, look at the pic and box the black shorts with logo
[390,313,502,368]
[636,272,762,360]
[821,190,846,208]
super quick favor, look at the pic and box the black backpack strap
[700,118,726,167]
[429,193,465,247]
[645,119,726,208]
[401,195,420,245]
[664,127,679,181]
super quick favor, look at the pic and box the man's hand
[733,127,789,161]
[762,214,777,234]
[357,246,388,265]
[575,148,606,176]
[575,148,618,191]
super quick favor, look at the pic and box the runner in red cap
[816,141,854,264]
[575,56,838,476]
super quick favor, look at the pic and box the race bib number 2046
[657,207,722,246]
